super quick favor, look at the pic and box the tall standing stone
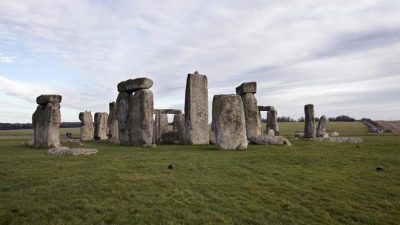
[153,113,169,144]
[316,115,328,137]
[304,104,315,138]
[236,82,261,139]
[185,71,209,145]
[94,112,109,140]
[212,94,247,150]
[107,102,119,144]
[32,95,62,148]
[129,89,154,146]
[173,113,185,144]
[79,111,94,141]
[267,108,280,135]
[116,81,131,145]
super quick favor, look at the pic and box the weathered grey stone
[316,115,328,137]
[79,112,94,141]
[236,82,257,95]
[173,114,185,144]
[116,92,131,145]
[304,104,315,138]
[153,113,169,144]
[117,81,127,92]
[185,71,209,145]
[249,135,292,146]
[209,131,216,145]
[129,89,154,146]
[153,109,182,114]
[212,94,247,150]
[268,129,275,136]
[161,131,177,144]
[331,131,339,137]
[313,137,363,144]
[258,106,273,112]
[36,94,62,105]
[294,132,304,138]
[267,108,280,136]
[94,112,108,140]
[107,102,119,144]
[125,77,153,92]
[32,98,61,148]
[48,146,98,156]
[241,93,261,139]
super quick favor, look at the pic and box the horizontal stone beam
[153,109,182,114]
[36,95,62,105]
[236,82,257,95]
[117,77,153,92]
[258,106,274,111]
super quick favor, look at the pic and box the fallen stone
[125,77,153,92]
[294,132,304,138]
[331,131,339,137]
[236,82,257,95]
[313,137,363,144]
[48,147,98,156]
[36,95,62,105]
[212,94,247,150]
[249,135,292,146]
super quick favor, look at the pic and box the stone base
[48,147,98,156]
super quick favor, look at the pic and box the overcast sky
[0,0,399,123]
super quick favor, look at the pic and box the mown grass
[0,123,399,225]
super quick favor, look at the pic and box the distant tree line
[0,122,81,130]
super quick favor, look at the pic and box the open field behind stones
[0,122,399,225]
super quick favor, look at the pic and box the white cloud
[0,53,15,63]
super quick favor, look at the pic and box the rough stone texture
[129,89,154,146]
[116,92,131,145]
[258,106,273,112]
[316,115,328,137]
[32,98,61,148]
[161,131,177,144]
[267,109,280,136]
[36,94,62,105]
[212,94,247,150]
[94,112,109,140]
[304,104,315,138]
[331,131,340,137]
[268,129,275,136]
[173,114,185,144]
[185,71,209,145]
[209,131,216,145]
[117,81,127,92]
[249,135,292,146]
[79,112,94,141]
[236,82,257,95]
[107,102,119,144]
[314,137,363,144]
[153,113,169,144]
[48,146,98,156]
[153,109,182,114]
[125,77,153,92]
[241,93,261,139]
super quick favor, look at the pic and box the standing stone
[304,104,315,138]
[129,89,154,146]
[212,94,247,150]
[185,71,209,145]
[94,112,109,140]
[173,114,185,144]
[316,115,328,137]
[267,108,280,136]
[79,111,94,141]
[107,102,119,144]
[153,113,169,144]
[116,83,131,145]
[32,94,62,148]
[241,93,261,138]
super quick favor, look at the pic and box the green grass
[0,123,399,225]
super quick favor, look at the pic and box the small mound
[48,146,98,156]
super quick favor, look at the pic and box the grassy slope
[0,123,399,225]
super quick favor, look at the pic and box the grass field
[0,122,399,225]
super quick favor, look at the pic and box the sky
[0,0,399,123]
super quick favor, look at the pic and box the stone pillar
[32,95,62,148]
[116,81,131,145]
[94,112,108,140]
[153,113,169,144]
[173,113,185,144]
[236,82,261,139]
[316,115,328,137]
[79,111,94,141]
[185,71,209,145]
[107,102,119,144]
[267,108,280,135]
[212,94,247,150]
[304,104,315,138]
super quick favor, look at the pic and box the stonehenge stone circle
[32,94,62,148]
[267,108,280,135]
[125,77,153,92]
[116,85,131,145]
[153,112,169,144]
[94,112,109,140]
[79,111,94,141]
[316,115,328,137]
[185,71,209,145]
[304,104,316,138]
[129,89,154,146]
[173,113,185,144]
[237,82,261,139]
[212,94,247,150]
[107,102,119,144]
